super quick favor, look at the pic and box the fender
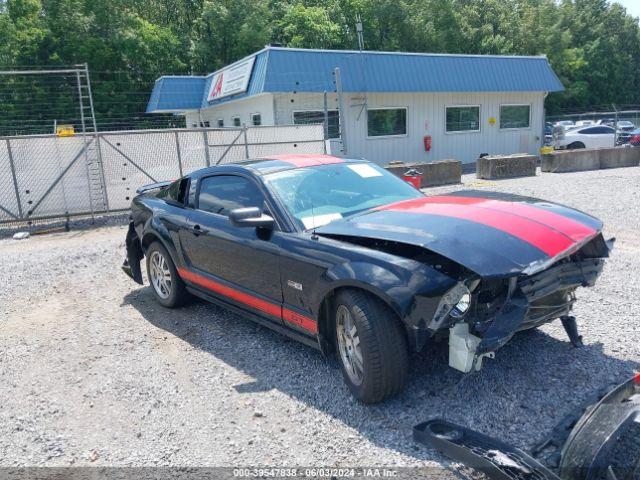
[140,215,180,266]
[312,260,458,352]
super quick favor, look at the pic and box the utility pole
[335,67,348,156]
[354,14,368,121]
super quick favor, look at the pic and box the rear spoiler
[136,180,173,195]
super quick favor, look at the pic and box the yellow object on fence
[56,125,75,137]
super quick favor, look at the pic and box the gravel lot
[1,167,639,473]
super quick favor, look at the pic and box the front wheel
[146,242,189,308]
[333,289,409,403]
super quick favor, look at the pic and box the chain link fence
[0,124,325,227]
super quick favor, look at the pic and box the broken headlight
[429,283,472,330]
[450,291,471,318]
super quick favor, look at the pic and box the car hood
[315,191,604,278]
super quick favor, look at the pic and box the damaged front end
[430,234,611,373]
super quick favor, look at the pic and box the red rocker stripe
[177,268,318,334]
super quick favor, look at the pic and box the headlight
[450,292,471,318]
[428,283,472,330]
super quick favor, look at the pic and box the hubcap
[336,305,364,385]
[149,251,172,299]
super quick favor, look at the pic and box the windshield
[265,162,423,230]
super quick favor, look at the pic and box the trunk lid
[315,191,603,278]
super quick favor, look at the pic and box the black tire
[568,141,586,149]
[333,289,409,403]
[146,241,189,308]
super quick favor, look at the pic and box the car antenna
[310,200,319,240]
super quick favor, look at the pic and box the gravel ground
[1,167,639,473]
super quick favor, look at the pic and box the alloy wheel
[149,250,172,299]
[336,305,364,385]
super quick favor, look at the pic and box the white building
[147,46,564,165]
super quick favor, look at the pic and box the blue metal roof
[147,47,564,113]
[146,76,206,113]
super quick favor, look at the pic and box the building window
[217,118,224,128]
[232,116,241,127]
[500,105,530,129]
[293,110,340,139]
[446,106,481,133]
[367,108,407,137]
[199,121,210,128]
[251,113,262,126]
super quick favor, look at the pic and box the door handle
[190,224,208,235]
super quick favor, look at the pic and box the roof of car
[238,154,365,174]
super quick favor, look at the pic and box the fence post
[243,126,249,159]
[174,131,184,177]
[6,139,23,219]
[202,129,211,167]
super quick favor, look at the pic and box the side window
[197,175,265,216]
[581,127,612,134]
[159,178,189,206]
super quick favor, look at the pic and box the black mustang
[123,154,610,403]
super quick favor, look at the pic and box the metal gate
[0,124,325,225]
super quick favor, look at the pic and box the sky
[614,0,640,19]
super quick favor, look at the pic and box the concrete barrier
[599,146,640,169]
[541,149,600,173]
[385,160,461,187]
[542,147,640,172]
[476,154,537,179]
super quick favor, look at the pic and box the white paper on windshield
[301,213,342,230]
[347,164,383,178]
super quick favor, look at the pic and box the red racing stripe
[177,268,318,334]
[421,196,596,242]
[377,199,576,257]
[262,154,344,168]
[282,309,319,334]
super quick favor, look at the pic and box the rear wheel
[333,289,409,403]
[146,242,189,308]
[567,141,586,149]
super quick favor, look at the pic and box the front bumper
[475,257,605,355]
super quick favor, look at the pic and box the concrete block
[385,160,461,187]
[541,149,600,173]
[476,154,538,179]
[599,147,640,169]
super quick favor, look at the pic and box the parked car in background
[554,120,575,129]
[616,120,635,132]
[554,125,616,149]
[544,122,554,145]
[629,128,640,146]
[575,120,595,127]
[598,118,616,127]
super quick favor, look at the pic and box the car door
[179,173,284,324]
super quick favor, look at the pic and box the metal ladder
[75,64,109,216]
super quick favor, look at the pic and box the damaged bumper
[477,257,606,355]
[122,222,144,285]
[413,375,640,480]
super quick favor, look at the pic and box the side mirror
[229,207,275,230]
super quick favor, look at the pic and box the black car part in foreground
[122,154,611,403]
[413,374,640,480]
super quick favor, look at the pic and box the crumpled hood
[315,190,604,278]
